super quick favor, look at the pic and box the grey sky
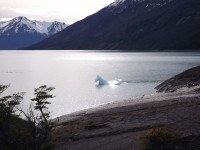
[0,0,115,24]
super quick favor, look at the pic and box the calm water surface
[0,51,200,117]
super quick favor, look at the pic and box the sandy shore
[52,91,200,150]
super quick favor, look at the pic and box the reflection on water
[0,51,200,117]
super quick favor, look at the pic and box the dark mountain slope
[24,0,200,50]
[0,33,45,50]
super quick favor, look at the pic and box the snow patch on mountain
[0,21,9,29]
[109,0,145,7]
[109,0,174,8]
[109,0,126,7]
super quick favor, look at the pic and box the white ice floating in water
[95,75,123,86]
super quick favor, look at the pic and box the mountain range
[0,17,67,50]
[23,0,200,51]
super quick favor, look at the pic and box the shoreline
[54,91,200,123]
[52,91,200,150]
[52,66,200,150]
[1,50,200,53]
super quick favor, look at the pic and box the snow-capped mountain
[24,0,200,50]
[0,16,67,36]
[0,16,67,49]
[48,21,67,35]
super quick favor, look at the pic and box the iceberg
[95,75,123,86]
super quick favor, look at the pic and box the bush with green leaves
[0,84,55,150]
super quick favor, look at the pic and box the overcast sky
[0,0,115,24]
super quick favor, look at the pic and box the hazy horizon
[0,0,115,24]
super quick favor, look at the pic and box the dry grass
[140,127,180,150]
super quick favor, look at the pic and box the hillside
[24,0,200,50]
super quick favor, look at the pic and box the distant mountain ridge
[24,0,200,50]
[0,17,67,50]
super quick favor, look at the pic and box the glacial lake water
[0,51,200,117]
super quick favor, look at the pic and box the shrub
[0,85,25,149]
[140,127,179,150]
[0,84,55,150]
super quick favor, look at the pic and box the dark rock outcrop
[156,66,200,92]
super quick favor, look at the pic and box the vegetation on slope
[0,85,55,150]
